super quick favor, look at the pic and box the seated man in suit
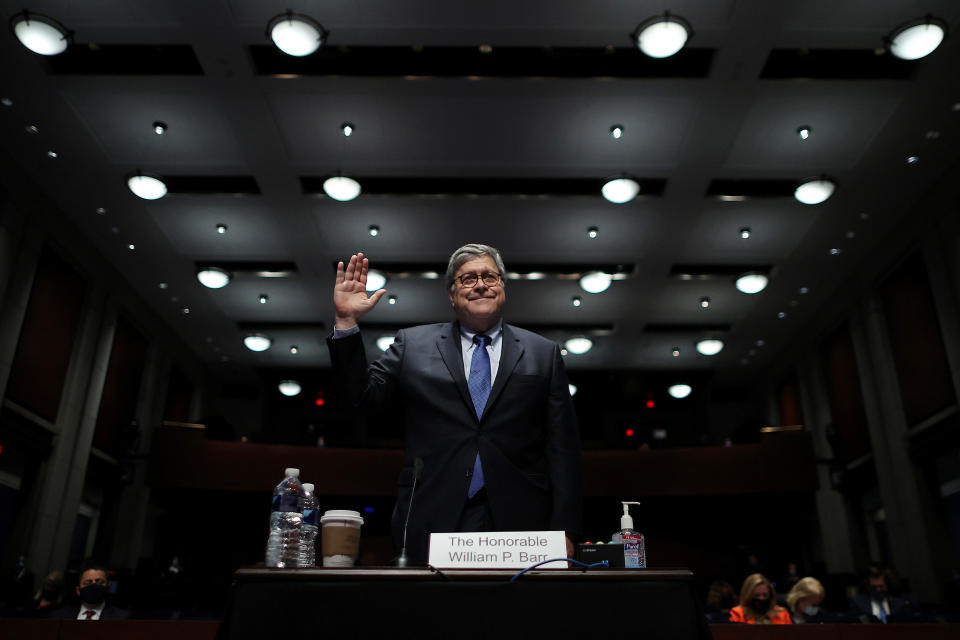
[848,566,911,623]
[51,560,129,620]
[328,244,582,564]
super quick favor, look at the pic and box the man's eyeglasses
[456,272,501,288]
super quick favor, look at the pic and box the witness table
[218,567,712,640]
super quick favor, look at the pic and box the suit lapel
[484,323,523,418]
[437,322,475,418]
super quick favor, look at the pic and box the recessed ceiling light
[610,124,624,139]
[526,272,546,280]
[672,347,680,357]
[170,296,178,302]
[127,172,167,200]
[699,296,710,309]
[668,384,692,399]
[925,130,940,140]
[366,269,386,292]
[777,311,787,319]
[794,177,836,205]
[259,294,268,304]
[341,122,354,137]
[478,44,493,54]
[323,175,361,201]
[756,339,765,347]
[127,243,135,250]
[696,339,724,356]
[278,380,302,396]
[243,334,272,352]
[564,337,593,355]
[111,226,119,233]
[906,155,919,164]
[568,384,577,396]
[290,345,299,354]
[216,223,228,234]
[368,224,380,236]
[859,212,870,220]
[197,267,231,289]
[886,16,947,60]
[267,11,329,57]
[735,272,768,294]
[560,348,568,356]
[46,150,58,159]
[26,125,39,134]
[95,207,106,215]
[388,295,397,305]
[1,98,12,107]
[10,11,72,56]
[601,177,640,203]
[799,286,809,294]
[718,195,747,202]
[846,230,856,239]
[952,102,960,112]
[572,296,582,307]
[377,335,396,351]
[587,226,599,239]
[797,125,811,140]
[159,282,169,289]
[739,227,751,239]
[181,307,190,314]
[632,13,692,58]
[153,121,168,135]
[579,271,612,294]
[829,248,841,255]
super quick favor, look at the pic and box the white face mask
[803,605,820,617]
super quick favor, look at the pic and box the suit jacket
[328,321,583,563]
[848,594,909,623]
[50,604,130,620]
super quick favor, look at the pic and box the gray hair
[445,244,506,291]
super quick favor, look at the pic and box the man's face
[76,569,108,598]
[449,256,505,331]
[868,576,887,594]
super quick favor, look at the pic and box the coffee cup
[320,510,364,567]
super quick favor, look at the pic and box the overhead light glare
[740,226,752,239]
[579,271,612,294]
[290,345,299,354]
[216,223,228,234]
[153,121,168,135]
[794,177,835,205]
[601,177,640,204]
[735,272,769,294]
[388,295,397,305]
[610,125,623,139]
[668,384,692,399]
[127,172,167,200]
[632,13,692,59]
[572,296,582,307]
[797,126,811,140]
[368,224,380,236]
[568,384,577,396]
[278,380,302,397]
[341,122,354,136]
[672,347,680,357]
[887,16,947,60]
[377,335,396,351]
[366,269,386,292]
[587,226,599,239]
[10,11,71,56]
[699,296,710,309]
[696,339,724,356]
[197,267,231,289]
[259,294,268,304]
[564,337,593,355]
[323,175,361,201]
[267,11,328,57]
[243,334,272,352]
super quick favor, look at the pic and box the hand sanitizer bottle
[618,501,646,569]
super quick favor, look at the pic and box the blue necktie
[467,334,491,498]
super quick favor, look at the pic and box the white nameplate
[428,530,567,569]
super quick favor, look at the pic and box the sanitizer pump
[616,501,646,568]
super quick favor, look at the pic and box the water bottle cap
[284,468,300,477]
[303,483,314,492]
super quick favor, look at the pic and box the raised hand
[334,252,386,330]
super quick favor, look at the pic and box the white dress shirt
[77,601,105,620]
[459,321,503,384]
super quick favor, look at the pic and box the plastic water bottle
[265,467,304,568]
[299,483,319,567]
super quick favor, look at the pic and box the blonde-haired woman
[729,573,792,624]
[787,577,826,623]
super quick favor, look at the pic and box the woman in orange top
[729,573,792,624]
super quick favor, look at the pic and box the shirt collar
[81,601,106,617]
[459,320,502,344]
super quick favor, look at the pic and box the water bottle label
[272,494,301,513]
[303,508,318,526]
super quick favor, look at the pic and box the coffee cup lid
[320,509,364,525]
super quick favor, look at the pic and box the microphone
[395,457,424,568]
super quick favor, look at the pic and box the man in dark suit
[847,567,911,623]
[50,561,129,621]
[328,244,582,564]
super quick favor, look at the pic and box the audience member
[705,580,737,613]
[50,560,129,620]
[2,554,35,613]
[786,577,826,623]
[729,573,792,624]
[847,566,911,623]
[779,561,801,593]
[30,570,65,616]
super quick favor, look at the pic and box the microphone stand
[395,457,423,567]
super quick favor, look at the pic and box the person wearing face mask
[786,577,826,623]
[51,561,129,620]
[848,566,911,623]
[729,573,792,624]
[29,570,65,617]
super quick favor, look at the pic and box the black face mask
[79,584,106,605]
[751,597,771,613]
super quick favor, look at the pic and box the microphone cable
[509,558,609,582]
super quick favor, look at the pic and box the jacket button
[465,470,473,478]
